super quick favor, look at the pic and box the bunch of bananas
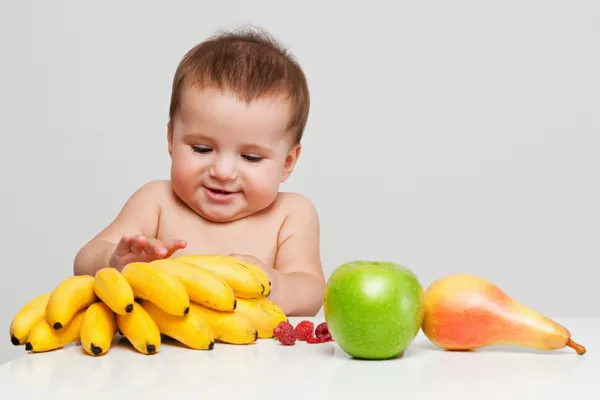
[9,254,288,356]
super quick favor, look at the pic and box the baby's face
[168,85,300,223]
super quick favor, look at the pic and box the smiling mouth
[205,187,237,195]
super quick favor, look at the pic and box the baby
[73,27,326,317]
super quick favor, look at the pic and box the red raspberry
[274,321,296,345]
[307,336,327,344]
[315,322,333,341]
[294,320,314,341]
[277,328,296,345]
[273,321,293,339]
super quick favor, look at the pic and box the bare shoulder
[125,179,177,207]
[116,179,176,225]
[133,179,173,198]
[273,192,323,282]
[274,192,319,220]
[274,192,320,244]
[84,180,174,243]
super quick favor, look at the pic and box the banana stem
[567,338,586,355]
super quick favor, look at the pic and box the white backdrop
[1,0,598,364]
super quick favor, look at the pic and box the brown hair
[169,26,310,143]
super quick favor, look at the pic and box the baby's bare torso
[153,181,289,269]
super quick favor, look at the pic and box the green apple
[324,260,424,360]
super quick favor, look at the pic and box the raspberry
[273,321,293,339]
[274,321,296,345]
[278,330,296,346]
[294,320,314,341]
[277,327,296,346]
[315,322,332,342]
[307,336,327,344]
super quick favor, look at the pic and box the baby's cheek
[245,170,280,202]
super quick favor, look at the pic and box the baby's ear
[167,121,174,157]
[281,143,302,182]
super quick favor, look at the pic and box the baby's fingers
[145,238,168,257]
[172,240,187,250]
[114,235,132,256]
[129,235,148,254]
[164,240,187,256]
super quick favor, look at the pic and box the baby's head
[166,27,310,223]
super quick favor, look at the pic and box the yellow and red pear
[421,273,586,355]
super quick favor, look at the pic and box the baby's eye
[242,154,263,163]
[192,146,212,154]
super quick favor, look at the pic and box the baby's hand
[110,234,187,270]
[229,253,273,278]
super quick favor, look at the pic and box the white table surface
[1,316,597,399]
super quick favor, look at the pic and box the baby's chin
[199,211,246,223]
[192,202,253,223]
[193,198,277,223]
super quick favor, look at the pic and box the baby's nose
[209,157,238,181]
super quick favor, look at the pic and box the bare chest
[156,203,283,269]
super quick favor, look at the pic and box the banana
[189,303,257,345]
[225,256,272,297]
[93,267,135,315]
[116,302,161,355]
[234,298,280,338]
[121,262,190,316]
[46,275,99,330]
[26,308,85,353]
[9,292,52,346]
[80,302,117,356]
[140,300,214,350]
[176,254,265,298]
[248,297,288,324]
[150,258,236,311]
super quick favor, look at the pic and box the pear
[421,274,586,355]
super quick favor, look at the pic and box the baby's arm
[73,181,185,276]
[269,194,327,316]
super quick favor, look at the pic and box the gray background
[1,0,598,364]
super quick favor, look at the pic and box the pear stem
[566,339,586,355]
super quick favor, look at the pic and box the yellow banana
[248,297,288,324]
[116,302,161,355]
[225,256,272,297]
[9,292,52,346]
[26,308,85,353]
[189,303,257,345]
[121,262,190,316]
[234,298,280,338]
[176,254,265,298]
[46,275,98,330]
[150,258,236,311]
[93,267,135,315]
[140,300,214,350]
[80,302,117,356]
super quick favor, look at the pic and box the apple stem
[567,338,586,355]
